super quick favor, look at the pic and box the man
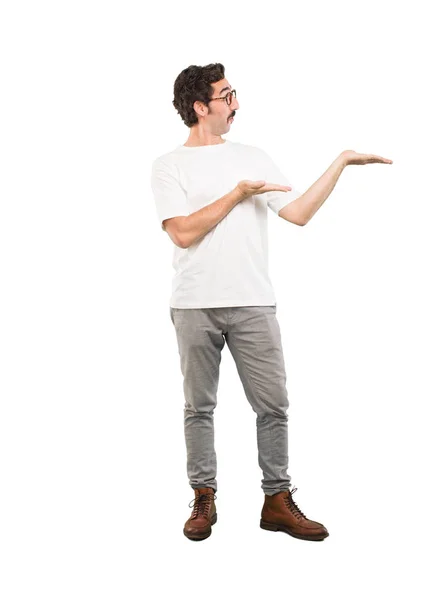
[150,63,392,542]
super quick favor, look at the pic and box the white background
[1,0,432,598]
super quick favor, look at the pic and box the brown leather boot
[183,487,217,541]
[260,487,329,541]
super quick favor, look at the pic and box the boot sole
[260,519,328,541]
[184,513,217,541]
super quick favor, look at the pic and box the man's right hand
[235,179,292,202]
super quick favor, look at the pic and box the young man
[151,63,392,542]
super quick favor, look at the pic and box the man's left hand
[340,150,393,166]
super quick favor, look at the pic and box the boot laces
[284,486,307,520]
[188,492,217,519]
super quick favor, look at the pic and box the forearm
[180,188,243,248]
[298,154,346,225]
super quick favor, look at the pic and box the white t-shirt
[151,139,301,308]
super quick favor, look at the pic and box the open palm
[342,150,393,166]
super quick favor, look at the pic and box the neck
[184,126,225,147]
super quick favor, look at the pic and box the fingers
[262,183,292,191]
[239,180,292,196]
[251,180,291,189]
[369,154,393,163]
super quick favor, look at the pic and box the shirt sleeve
[259,149,302,215]
[151,158,190,231]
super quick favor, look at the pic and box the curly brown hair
[172,63,226,128]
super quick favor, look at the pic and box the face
[194,78,240,133]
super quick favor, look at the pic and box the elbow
[298,212,308,226]
[170,217,190,248]
[178,238,189,249]
[178,217,191,248]
[167,231,187,248]
[177,233,190,249]
[178,224,197,248]
[279,202,306,226]
[177,228,190,248]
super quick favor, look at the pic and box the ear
[193,99,208,118]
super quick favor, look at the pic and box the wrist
[232,186,245,203]
[338,151,349,168]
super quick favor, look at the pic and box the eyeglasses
[208,89,237,106]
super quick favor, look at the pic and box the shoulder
[230,141,271,162]
[151,151,182,180]
[230,140,263,153]
[153,142,188,166]
[152,150,175,168]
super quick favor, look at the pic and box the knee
[256,409,288,423]
[184,404,216,417]
[256,394,289,420]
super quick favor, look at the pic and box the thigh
[225,306,289,414]
[170,308,227,410]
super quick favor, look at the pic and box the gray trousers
[170,305,292,496]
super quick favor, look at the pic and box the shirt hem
[169,301,277,309]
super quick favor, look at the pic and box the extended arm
[279,154,346,226]
[279,150,392,226]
